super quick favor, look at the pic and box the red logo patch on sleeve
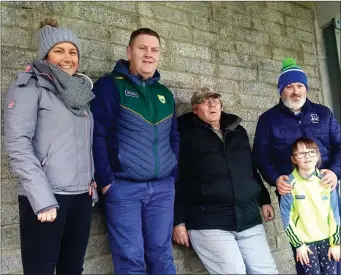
[8,100,16,109]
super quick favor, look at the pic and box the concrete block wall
[1,2,325,274]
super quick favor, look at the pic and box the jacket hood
[177,111,242,132]
[19,62,57,93]
[113,59,161,86]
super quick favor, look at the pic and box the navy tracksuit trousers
[103,176,176,275]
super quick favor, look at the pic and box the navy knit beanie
[37,19,81,60]
[277,58,308,94]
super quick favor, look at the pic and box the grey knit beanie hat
[37,19,81,60]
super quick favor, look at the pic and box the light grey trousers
[189,224,278,274]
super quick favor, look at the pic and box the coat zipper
[223,128,238,231]
[200,126,226,213]
[296,114,304,136]
[84,110,92,183]
[144,82,159,178]
[42,143,53,168]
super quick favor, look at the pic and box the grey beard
[283,96,306,113]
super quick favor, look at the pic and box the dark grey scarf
[32,60,95,116]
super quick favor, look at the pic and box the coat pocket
[42,142,55,173]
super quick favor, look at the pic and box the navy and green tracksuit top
[280,169,340,248]
[90,60,179,189]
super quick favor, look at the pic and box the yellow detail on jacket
[280,169,340,247]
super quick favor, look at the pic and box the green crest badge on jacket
[157,94,166,104]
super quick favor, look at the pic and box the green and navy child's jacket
[90,60,179,189]
[280,169,340,248]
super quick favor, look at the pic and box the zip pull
[42,156,47,166]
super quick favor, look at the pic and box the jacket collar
[278,98,312,116]
[294,168,322,180]
[112,59,160,86]
[19,62,57,92]
[178,112,242,133]
[220,111,242,132]
[23,61,93,92]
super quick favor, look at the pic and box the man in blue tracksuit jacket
[253,58,340,274]
[90,28,179,274]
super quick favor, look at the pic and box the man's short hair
[128,28,161,46]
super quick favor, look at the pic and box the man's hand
[37,207,57,222]
[276,175,292,195]
[296,244,313,266]
[261,204,275,222]
[102,184,111,195]
[173,225,190,247]
[320,169,338,191]
[328,246,340,262]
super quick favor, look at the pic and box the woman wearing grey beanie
[4,18,97,274]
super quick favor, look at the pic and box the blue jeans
[104,177,176,275]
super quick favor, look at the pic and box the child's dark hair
[291,137,321,169]
[128,28,160,46]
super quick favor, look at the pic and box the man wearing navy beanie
[253,58,340,275]
[277,58,308,94]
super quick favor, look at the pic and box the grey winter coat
[4,69,95,214]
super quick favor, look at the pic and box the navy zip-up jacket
[90,60,179,189]
[253,99,340,187]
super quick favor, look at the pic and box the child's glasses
[293,150,317,159]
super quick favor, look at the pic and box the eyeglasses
[200,98,221,106]
[293,150,317,159]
